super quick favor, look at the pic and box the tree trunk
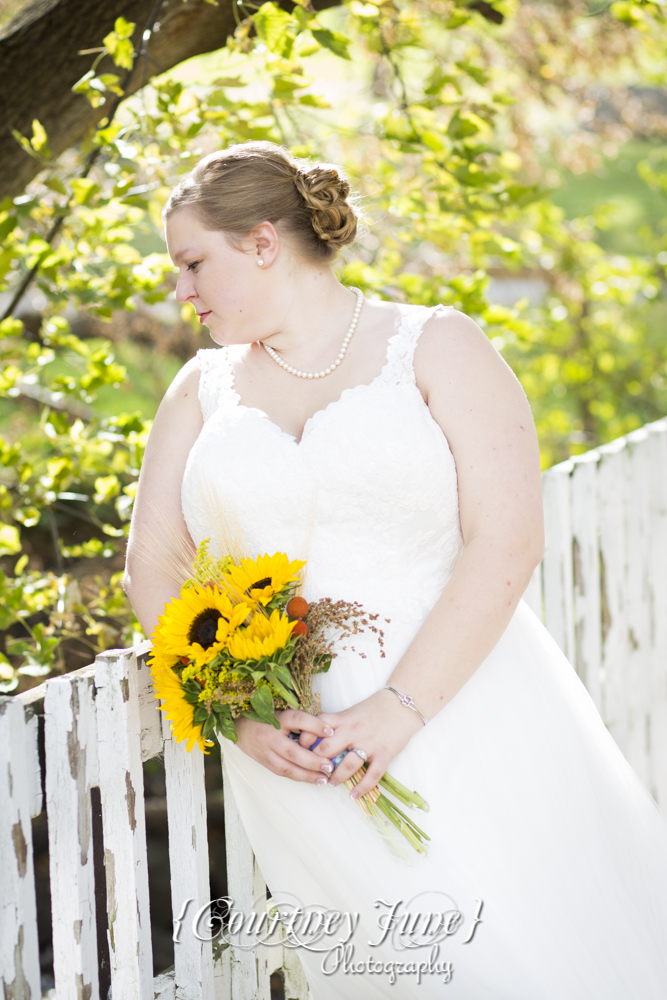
[0,0,340,200]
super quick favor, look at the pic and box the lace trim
[196,347,235,422]
[379,303,457,388]
[196,302,456,421]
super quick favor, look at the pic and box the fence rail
[2,416,667,999]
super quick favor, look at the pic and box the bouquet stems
[343,767,430,856]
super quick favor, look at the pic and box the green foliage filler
[1,0,667,690]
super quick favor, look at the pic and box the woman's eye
[186,260,200,272]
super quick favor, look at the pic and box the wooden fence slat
[220,752,272,1000]
[0,696,42,1000]
[597,437,630,750]
[541,460,575,659]
[162,715,215,1000]
[95,647,154,999]
[623,429,653,789]
[44,670,100,1000]
[136,641,163,763]
[645,420,667,808]
[570,452,603,710]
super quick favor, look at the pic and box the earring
[257,258,264,267]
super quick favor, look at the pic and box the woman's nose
[175,272,195,305]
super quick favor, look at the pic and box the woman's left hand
[297,688,424,798]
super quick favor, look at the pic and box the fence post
[162,715,215,999]
[645,419,667,809]
[95,647,154,999]
[44,669,100,1000]
[0,696,41,1000]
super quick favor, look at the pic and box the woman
[125,141,667,998]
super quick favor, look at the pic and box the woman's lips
[198,311,211,324]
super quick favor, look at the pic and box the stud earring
[257,258,264,267]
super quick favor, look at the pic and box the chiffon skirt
[220,599,667,998]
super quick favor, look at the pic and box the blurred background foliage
[1,0,667,692]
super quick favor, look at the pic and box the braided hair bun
[292,165,358,250]
[164,140,360,264]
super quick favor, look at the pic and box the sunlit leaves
[103,17,136,71]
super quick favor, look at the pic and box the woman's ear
[248,220,280,266]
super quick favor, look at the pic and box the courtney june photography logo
[173,892,485,985]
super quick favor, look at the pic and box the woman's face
[165,206,267,346]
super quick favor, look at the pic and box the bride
[125,140,667,998]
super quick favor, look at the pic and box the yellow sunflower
[148,648,212,754]
[227,608,297,662]
[154,584,251,659]
[221,553,305,607]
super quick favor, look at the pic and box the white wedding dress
[181,304,667,998]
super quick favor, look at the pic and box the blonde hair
[163,141,359,264]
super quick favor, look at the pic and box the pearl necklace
[260,287,364,379]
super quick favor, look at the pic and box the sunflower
[148,648,212,753]
[221,553,305,607]
[154,584,251,659]
[227,608,297,662]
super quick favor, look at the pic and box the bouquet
[149,540,430,856]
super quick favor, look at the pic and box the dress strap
[382,303,457,386]
[196,347,236,422]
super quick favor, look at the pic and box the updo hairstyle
[163,141,359,264]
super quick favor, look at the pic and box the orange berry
[291,620,308,638]
[180,656,190,665]
[286,596,309,618]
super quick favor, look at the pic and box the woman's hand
[235,710,337,784]
[299,689,424,798]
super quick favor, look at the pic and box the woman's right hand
[234,710,336,784]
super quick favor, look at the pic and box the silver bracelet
[383,685,428,726]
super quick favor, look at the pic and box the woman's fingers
[277,733,335,774]
[348,760,386,799]
[327,748,365,786]
[266,749,330,784]
[279,709,335,739]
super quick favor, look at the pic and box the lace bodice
[181,303,464,659]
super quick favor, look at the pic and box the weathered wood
[221,751,272,1000]
[623,429,653,788]
[136,639,164,762]
[643,419,667,807]
[541,460,575,659]
[162,711,215,1000]
[95,646,154,998]
[0,695,41,1000]
[597,438,631,752]
[44,668,100,999]
[570,452,602,710]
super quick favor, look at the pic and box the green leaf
[0,524,21,557]
[193,705,210,724]
[250,684,280,726]
[311,28,352,59]
[30,120,48,153]
[216,715,238,742]
[267,671,299,708]
[254,2,294,55]
[103,18,136,70]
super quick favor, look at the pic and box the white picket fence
[2,415,667,999]
[522,416,667,810]
[0,645,310,1000]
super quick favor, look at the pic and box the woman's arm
[125,355,333,779]
[124,357,203,636]
[306,310,545,796]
